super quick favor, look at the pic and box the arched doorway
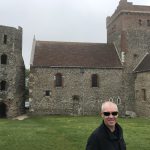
[0,102,7,118]
[72,95,81,115]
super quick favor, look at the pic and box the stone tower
[0,25,25,118]
[107,0,150,110]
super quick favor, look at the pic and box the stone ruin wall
[0,25,25,118]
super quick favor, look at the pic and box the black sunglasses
[103,112,118,116]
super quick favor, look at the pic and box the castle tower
[0,25,25,118]
[107,0,150,111]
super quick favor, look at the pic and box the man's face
[101,103,118,129]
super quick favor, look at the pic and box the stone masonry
[107,0,150,112]
[29,0,150,117]
[29,67,123,116]
[135,72,150,117]
[0,25,25,118]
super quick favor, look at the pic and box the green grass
[0,116,150,150]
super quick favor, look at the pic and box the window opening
[1,54,7,64]
[0,81,7,91]
[117,97,121,105]
[142,89,146,101]
[138,19,142,26]
[147,20,150,26]
[45,90,50,96]
[3,35,7,44]
[55,73,62,87]
[109,97,114,102]
[92,74,99,87]
[73,95,79,101]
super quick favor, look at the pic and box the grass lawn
[0,115,150,150]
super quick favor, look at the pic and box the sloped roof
[134,53,150,73]
[31,41,122,69]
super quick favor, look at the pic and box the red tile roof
[31,41,122,69]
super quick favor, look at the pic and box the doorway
[72,95,80,115]
[0,102,7,118]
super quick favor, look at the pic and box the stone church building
[0,25,25,118]
[28,0,150,117]
[1,0,150,118]
[29,41,123,115]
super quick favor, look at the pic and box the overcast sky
[0,0,150,68]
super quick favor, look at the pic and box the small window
[133,54,138,58]
[138,19,142,26]
[73,95,79,101]
[91,74,99,87]
[1,54,7,64]
[3,35,7,44]
[0,81,7,91]
[135,90,139,100]
[117,97,121,105]
[142,89,146,101]
[109,97,114,102]
[55,73,62,87]
[45,90,50,96]
[147,20,150,26]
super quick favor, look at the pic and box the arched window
[109,97,114,102]
[91,74,99,87]
[1,54,7,64]
[0,81,7,91]
[117,97,121,105]
[55,73,62,87]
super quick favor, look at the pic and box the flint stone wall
[0,25,25,118]
[29,67,124,116]
[135,72,150,117]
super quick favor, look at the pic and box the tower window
[55,73,63,87]
[1,54,7,64]
[142,89,146,101]
[133,53,138,59]
[91,74,99,87]
[0,81,7,91]
[3,35,7,44]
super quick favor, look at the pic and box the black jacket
[86,122,126,150]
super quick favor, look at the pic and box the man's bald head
[101,101,118,113]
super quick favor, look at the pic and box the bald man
[86,101,126,150]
